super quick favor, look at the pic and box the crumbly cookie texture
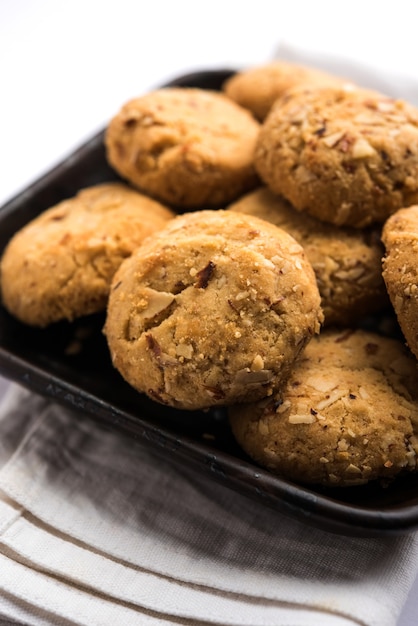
[254,84,418,228]
[227,187,388,326]
[382,205,418,360]
[104,210,323,410]
[105,88,260,209]
[223,60,346,121]
[229,329,418,487]
[0,183,174,327]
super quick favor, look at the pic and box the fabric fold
[275,41,418,105]
[0,385,416,626]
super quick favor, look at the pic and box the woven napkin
[276,41,418,105]
[0,383,417,626]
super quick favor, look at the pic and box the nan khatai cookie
[382,205,418,360]
[0,183,174,327]
[255,85,418,228]
[104,210,323,410]
[223,60,345,121]
[105,88,260,209]
[227,187,387,326]
[229,329,418,487]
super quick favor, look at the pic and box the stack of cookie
[224,61,418,487]
[2,59,418,489]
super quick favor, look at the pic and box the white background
[1,1,418,624]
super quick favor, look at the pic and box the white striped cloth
[0,384,416,626]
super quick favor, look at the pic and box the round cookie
[104,209,323,411]
[223,60,346,121]
[229,329,418,487]
[0,183,174,327]
[382,205,418,360]
[254,84,418,228]
[227,187,388,326]
[105,88,260,209]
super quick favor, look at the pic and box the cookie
[254,84,418,228]
[104,209,323,410]
[382,205,418,360]
[223,60,345,121]
[227,187,388,326]
[229,329,418,487]
[105,88,260,209]
[0,183,174,327]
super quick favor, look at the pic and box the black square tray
[1,69,418,537]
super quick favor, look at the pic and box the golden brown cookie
[227,187,388,326]
[104,210,323,410]
[229,329,418,487]
[105,88,260,209]
[223,60,345,121]
[0,183,174,327]
[382,205,418,360]
[254,84,418,228]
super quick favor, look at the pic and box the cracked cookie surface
[254,85,418,227]
[382,205,418,360]
[229,329,418,486]
[0,183,174,326]
[104,210,323,410]
[223,60,345,121]
[105,87,260,209]
[227,187,388,325]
